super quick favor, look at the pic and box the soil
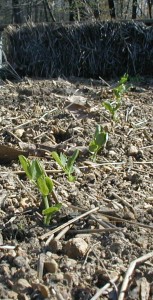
[0,76,153,300]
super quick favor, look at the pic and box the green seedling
[103,73,128,121]
[51,149,79,182]
[103,101,121,121]
[113,73,128,100]
[89,125,108,162]
[19,155,62,225]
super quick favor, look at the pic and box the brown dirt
[0,76,153,300]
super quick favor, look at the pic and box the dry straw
[4,21,153,79]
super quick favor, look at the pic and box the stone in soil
[63,237,88,259]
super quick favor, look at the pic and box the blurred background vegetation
[0,0,153,25]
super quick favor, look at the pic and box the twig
[13,118,37,130]
[0,245,17,250]
[118,251,153,300]
[92,251,118,297]
[5,130,23,142]
[90,275,119,300]
[39,207,99,240]
[140,144,153,149]
[79,161,125,168]
[37,253,46,280]
[111,192,135,215]
[45,234,54,246]
[99,213,153,230]
[69,228,121,234]
[2,49,22,81]
[90,214,116,228]
[15,175,38,203]
[62,202,118,229]
[99,76,110,87]
[84,242,100,265]
[55,225,72,240]
[133,161,153,164]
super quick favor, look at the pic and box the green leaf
[95,124,101,137]
[19,155,32,180]
[116,84,126,95]
[119,74,128,85]
[33,160,45,179]
[95,133,106,147]
[51,151,64,169]
[60,152,67,168]
[42,203,62,216]
[89,142,98,153]
[103,102,114,114]
[45,176,54,193]
[37,176,49,196]
[68,174,76,182]
[30,160,43,181]
[67,149,79,174]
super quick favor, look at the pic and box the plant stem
[43,195,50,225]
[43,195,49,209]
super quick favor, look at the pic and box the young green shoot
[89,125,108,162]
[103,73,128,121]
[51,149,79,182]
[19,155,62,225]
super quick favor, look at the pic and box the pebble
[109,150,117,157]
[13,278,31,293]
[8,249,17,258]
[13,256,29,268]
[17,294,30,300]
[44,258,58,273]
[84,173,96,183]
[7,290,18,300]
[37,283,50,299]
[0,233,3,245]
[61,257,77,271]
[49,239,62,252]
[15,128,25,138]
[64,272,79,286]
[44,272,64,283]
[128,145,138,156]
[64,238,88,259]
[136,237,148,249]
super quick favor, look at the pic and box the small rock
[84,173,96,184]
[7,290,18,300]
[13,256,29,268]
[128,145,138,156]
[44,272,64,283]
[64,238,88,258]
[130,173,142,184]
[44,258,58,273]
[109,150,117,157]
[64,272,79,286]
[18,293,30,300]
[136,237,148,249]
[8,249,17,258]
[103,122,112,132]
[13,278,31,293]
[61,257,77,271]
[37,283,50,298]
[49,239,62,252]
[15,128,24,138]
[124,207,135,220]
[1,264,10,277]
